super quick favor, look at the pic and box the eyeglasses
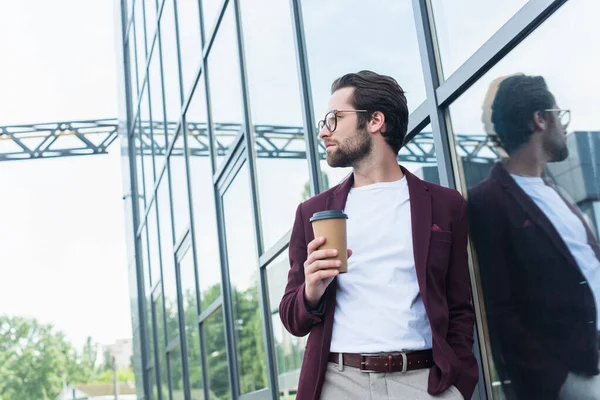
[544,109,571,129]
[317,109,369,133]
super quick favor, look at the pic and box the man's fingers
[307,248,338,265]
[307,236,325,254]
[347,248,353,258]
[315,269,339,281]
[306,259,341,275]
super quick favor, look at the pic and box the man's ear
[369,111,386,134]
[531,110,547,132]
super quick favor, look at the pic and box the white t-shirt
[511,174,600,324]
[330,177,432,353]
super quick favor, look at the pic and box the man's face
[318,87,372,168]
[542,105,569,162]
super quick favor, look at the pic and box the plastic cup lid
[309,210,348,223]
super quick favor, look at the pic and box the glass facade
[118,0,600,399]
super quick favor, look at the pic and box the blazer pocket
[431,230,452,243]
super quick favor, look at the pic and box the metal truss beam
[1,118,506,164]
[0,118,119,162]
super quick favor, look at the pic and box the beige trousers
[320,362,464,400]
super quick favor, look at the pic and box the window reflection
[149,48,168,154]
[157,170,175,288]
[159,0,183,132]
[448,1,600,398]
[145,0,158,51]
[266,252,306,399]
[179,247,205,399]
[240,0,309,251]
[156,292,170,400]
[222,164,267,394]
[128,36,140,107]
[168,344,185,400]
[185,79,222,307]
[134,0,147,80]
[207,5,243,168]
[203,307,231,400]
[148,202,161,287]
[431,0,528,78]
[177,0,203,97]
[170,131,191,237]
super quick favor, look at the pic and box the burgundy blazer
[279,166,478,399]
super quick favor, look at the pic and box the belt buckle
[359,352,408,373]
[359,354,377,373]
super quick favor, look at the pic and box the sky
[0,1,131,350]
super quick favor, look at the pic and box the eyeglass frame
[543,109,571,129]
[317,109,370,133]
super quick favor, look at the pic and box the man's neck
[504,146,547,177]
[352,152,404,188]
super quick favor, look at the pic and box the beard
[326,127,373,168]
[543,131,569,162]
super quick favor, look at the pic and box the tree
[0,315,71,400]
[0,315,134,400]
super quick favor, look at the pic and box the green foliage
[0,315,134,400]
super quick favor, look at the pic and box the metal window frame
[119,0,577,398]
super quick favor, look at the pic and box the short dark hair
[331,70,408,154]
[491,74,556,154]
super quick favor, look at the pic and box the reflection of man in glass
[279,71,477,399]
[469,74,600,399]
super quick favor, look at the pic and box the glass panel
[134,119,147,213]
[162,221,179,341]
[431,0,528,78]
[180,247,205,399]
[222,165,267,394]
[147,295,156,369]
[135,0,147,80]
[148,202,161,287]
[201,0,223,35]
[399,124,439,184]
[301,1,426,187]
[204,307,231,400]
[241,0,309,251]
[128,36,140,107]
[160,0,183,130]
[177,0,203,96]
[207,5,243,167]
[451,2,600,398]
[157,169,175,286]
[141,226,152,295]
[170,131,191,236]
[146,0,158,51]
[132,327,144,399]
[141,89,157,200]
[186,80,222,307]
[149,46,168,156]
[128,261,140,331]
[169,345,185,400]
[266,252,306,399]
[156,292,170,400]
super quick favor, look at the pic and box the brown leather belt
[328,350,433,373]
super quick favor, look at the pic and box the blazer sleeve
[445,198,479,398]
[468,189,568,400]
[279,204,325,337]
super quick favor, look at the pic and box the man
[468,74,600,399]
[279,71,478,399]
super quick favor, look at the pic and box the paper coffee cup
[310,210,349,273]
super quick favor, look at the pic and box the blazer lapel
[403,166,432,305]
[490,162,581,269]
[325,173,354,211]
